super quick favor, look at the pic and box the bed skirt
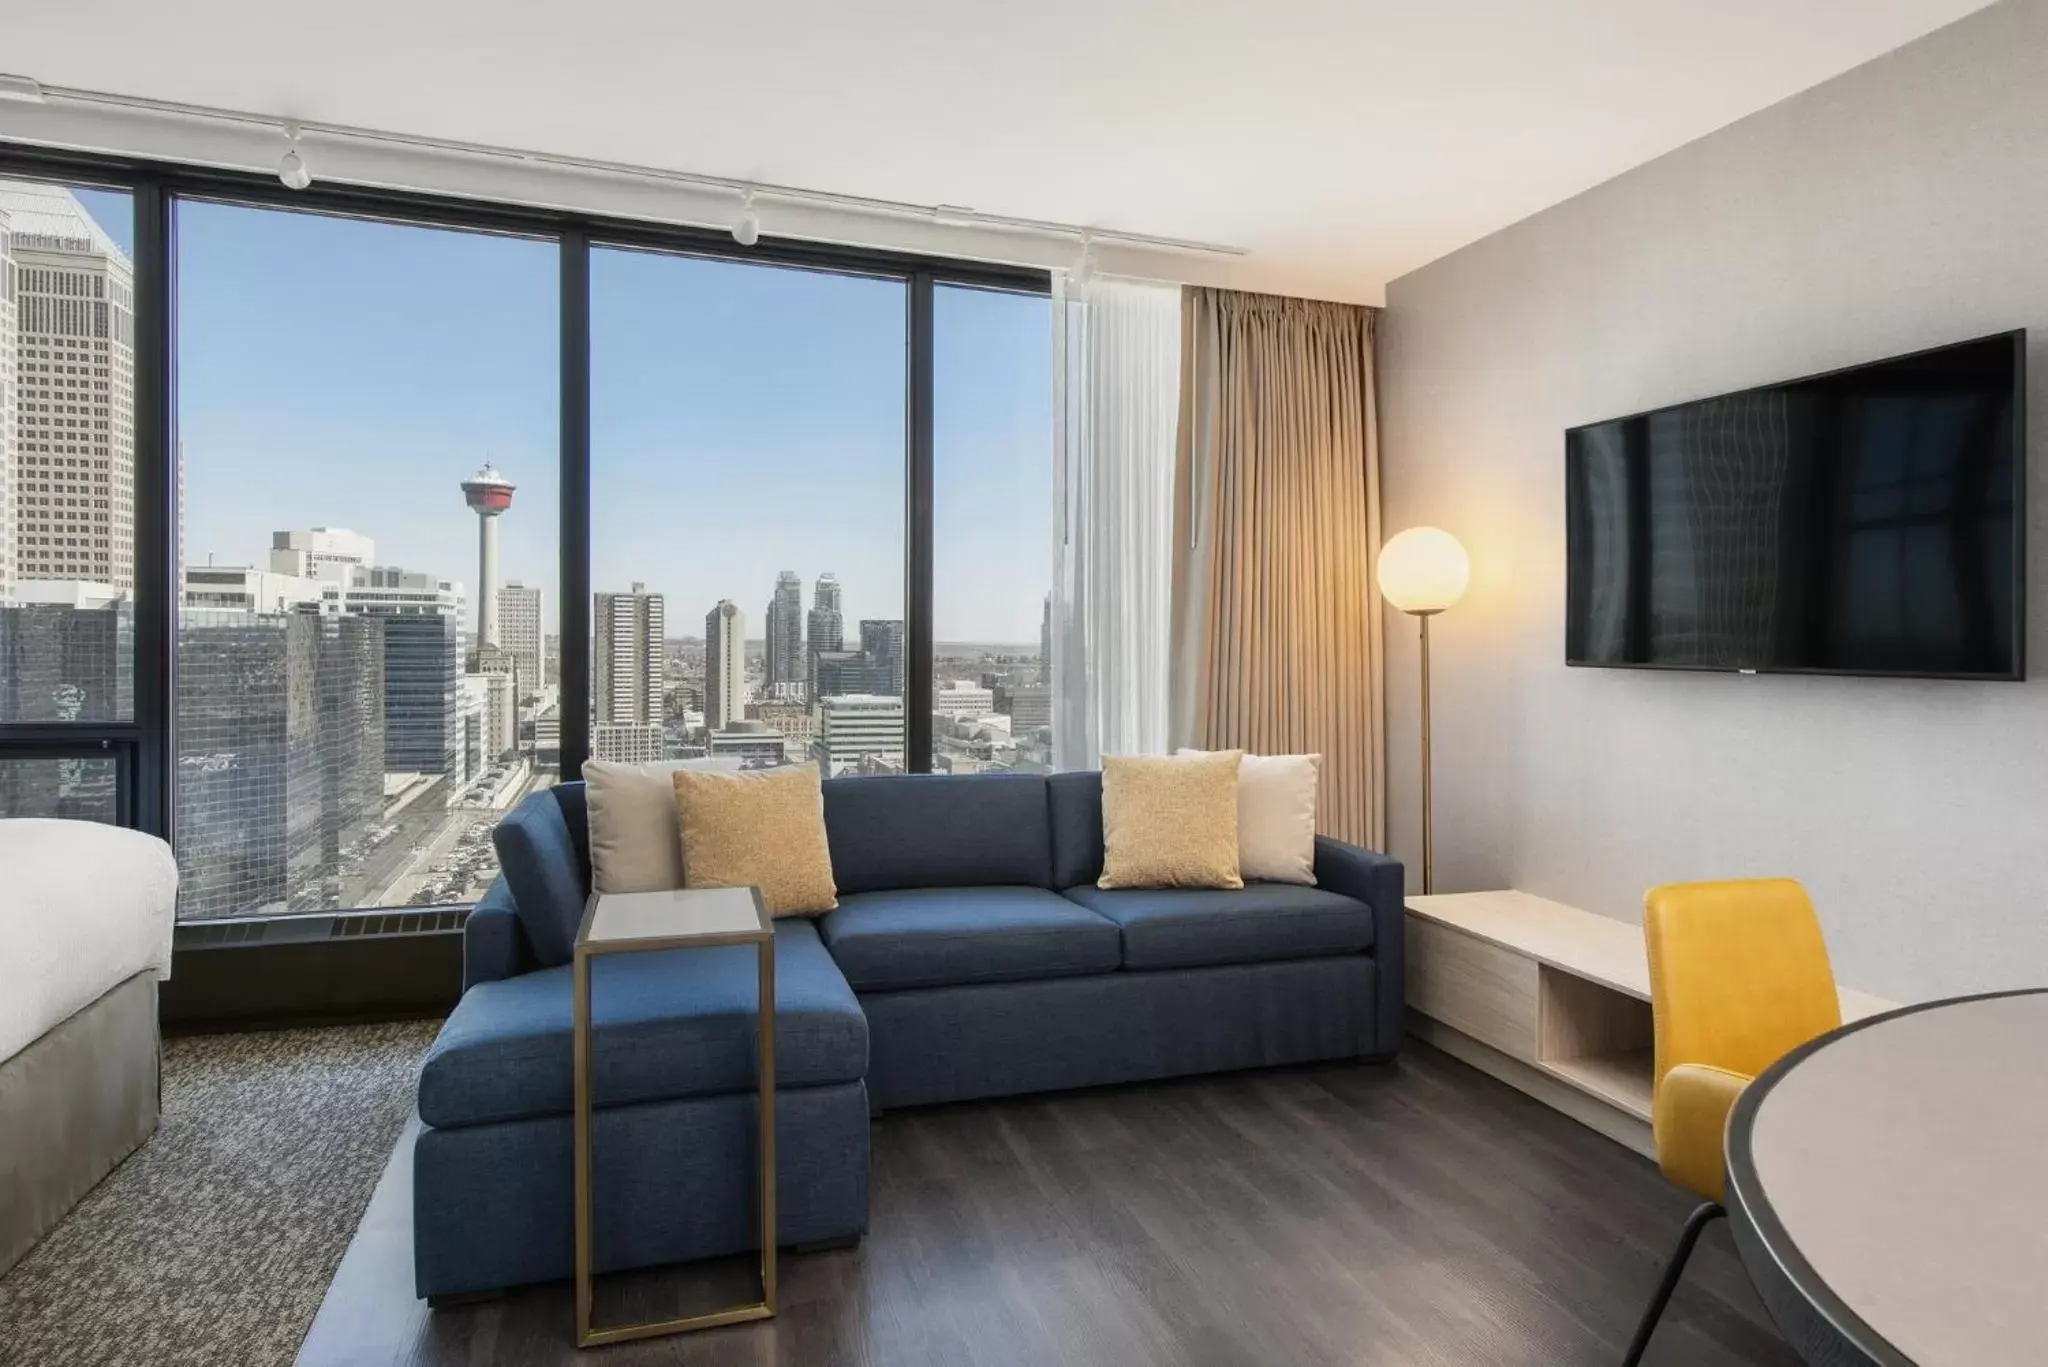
[0,971,159,1275]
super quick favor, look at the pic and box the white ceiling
[2,0,1999,303]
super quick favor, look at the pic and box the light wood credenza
[1404,891,1896,1158]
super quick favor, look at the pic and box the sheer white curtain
[1050,275,1181,769]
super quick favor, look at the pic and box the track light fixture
[278,123,312,191]
[732,190,760,246]
[1069,232,1097,288]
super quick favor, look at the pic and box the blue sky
[74,188,1052,644]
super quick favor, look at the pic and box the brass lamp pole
[1376,527,1469,895]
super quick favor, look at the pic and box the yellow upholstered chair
[1621,878,1841,1366]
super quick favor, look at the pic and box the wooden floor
[297,1041,1796,1367]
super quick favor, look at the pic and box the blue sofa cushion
[490,785,593,969]
[1047,770,1105,890]
[417,918,866,1130]
[1062,883,1377,971]
[822,773,1054,893]
[818,886,1122,992]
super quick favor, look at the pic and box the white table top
[581,886,770,950]
[1737,991,2048,1366]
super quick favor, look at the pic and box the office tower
[1040,593,1052,685]
[460,464,515,650]
[592,721,663,764]
[997,683,1052,732]
[806,572,843,697]
[0,585,133,723]
[752,699,811,761]
[0,183,137,595]
[381,612,460,775]
[813,649,885,699]
[174,609,384,920]
[860,618,905,696]
[934,680,995,720]
[497,581,544,698]
[811,694,905,777]
[594,582,664,725]
[704,599,745,731]
[707,720,790,768]
[268,527,374,581]
[765,570,803,693]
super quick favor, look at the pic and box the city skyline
[4,180,1057,915]
[63,187,1053,643]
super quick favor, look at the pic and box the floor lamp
[1376,526,1469,895]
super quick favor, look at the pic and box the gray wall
[1377,0,2048,1003]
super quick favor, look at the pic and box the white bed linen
[0,819,178,1065]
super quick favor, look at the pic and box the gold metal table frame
[571,886,777,1347]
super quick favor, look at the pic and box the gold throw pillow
[1098,751,1245,890]
[672,763,839,917]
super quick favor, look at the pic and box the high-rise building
[813,649,885,699]
[0,585,133,723]
[860,618,905,696]
[811,694,905,777]
[174,609,385,919]
[997,682,1053,732]
[708,720,790,768]
[268,527,374,582]
[497,581,544,699]
[934,680,996,720]
[380,612,460,776]
[460,464,515,651]
[592,721,664,764]
[594,582,664,726]
[185,549,464,781]
[704,599,745,731]
[765,570,803,694]
[1040,593,1052,685]
[751,698,812,761]
[0,183,137,596]
[806,572,843,697]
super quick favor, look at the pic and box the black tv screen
[1565,331,2025,679]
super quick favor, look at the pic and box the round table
[1725,989,2048,1366]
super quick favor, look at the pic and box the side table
[573,884,776,1347]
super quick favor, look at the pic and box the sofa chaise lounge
[413,770,1404,1300]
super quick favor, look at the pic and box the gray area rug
[0,1020,437,1367]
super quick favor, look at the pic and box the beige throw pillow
[584,756,744,893]
[672,763,838,917]
[1098,751,1245,890]
[1179,749,1321,885]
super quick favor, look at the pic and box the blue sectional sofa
[414,770,1403,1300]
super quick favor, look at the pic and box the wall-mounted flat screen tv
[1565,331,2025,679]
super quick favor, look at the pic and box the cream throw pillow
[672,763,838,917]
[1098,751,1245,890]
[584,756,743,893]
[1179,749,1321,885]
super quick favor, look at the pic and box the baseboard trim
[1406,1011,1655,1160]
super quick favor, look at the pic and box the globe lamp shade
[1377,526,1469,615]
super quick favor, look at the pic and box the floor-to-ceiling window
[0,179,137,822]
[0,141,1050,949]
[931,283,1055,772]
[170,200,559,919]
[589,247,907,776]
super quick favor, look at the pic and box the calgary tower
[460,463,515,652]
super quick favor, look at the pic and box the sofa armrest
[463,877,536,991]
[1313,836,1406,1056]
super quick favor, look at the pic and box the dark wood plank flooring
[297,1040,1795,1366]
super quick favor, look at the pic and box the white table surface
[1742,991,2048,1366]
[582,886,770,948]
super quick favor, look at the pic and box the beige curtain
[1170,288,1386,849]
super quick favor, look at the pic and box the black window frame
[0,140,1051,920]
